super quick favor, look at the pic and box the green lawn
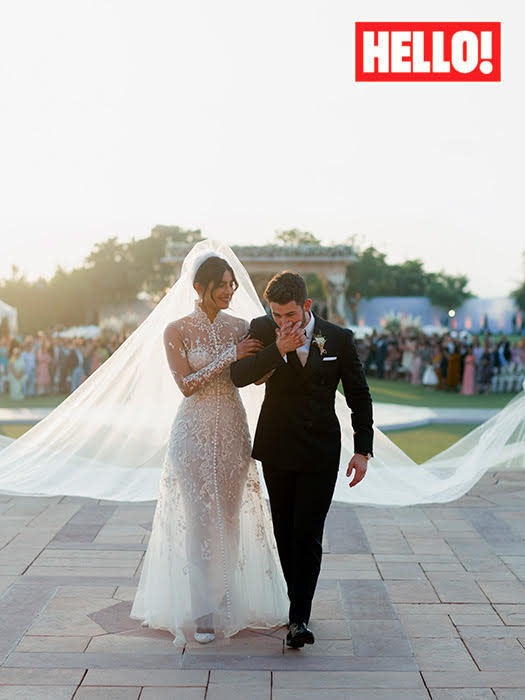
[0,394,67,410]
[384,423,478,464]
[2,422,480,466]
[0,424,29,439]
[1,379,518,412]
[367,378,517,409]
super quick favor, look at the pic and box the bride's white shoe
[194,632,215,644]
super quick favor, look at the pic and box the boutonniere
[312,333,327,355]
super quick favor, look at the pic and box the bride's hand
[275,321,306,355]
[236,336,264,360]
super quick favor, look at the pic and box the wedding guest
[8,346,26,400]
[510,341,522,366]
[494,335,511,368]
[0,339,9,393]
[400,336,416,380]
[460,346,476,395]
[519,340,525,365]
[21,341,36,397]
[375,335,388,379]
[47,340,58,394]
[411,343,422,385]
[419,340,433,382]
[54,339,70,394]
[438,346,448,391]
[472,338,484,366]
[68,339,85,392]
[90,339,108,374]
[446,344,461,391]
[36,341,53,395]
[476,350,493,395]
[385,342,401,380]
[83,339,93,377]
[422,344,439,388]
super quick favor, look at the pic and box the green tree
[274,228,321,246]
[345,246,393,301]
[390,259,427,296]
[511,281,525,311]
[424,271,473,311]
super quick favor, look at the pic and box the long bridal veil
[0,238,524,506]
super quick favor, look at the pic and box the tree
[274,228,321,246]
[425,271,473,311]
[511,281,525,312]
[390,259,427,296]
[0,226,205,333]
[345,246,393,301]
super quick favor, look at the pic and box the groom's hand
[275,321,307,357]
[347,454,368,487]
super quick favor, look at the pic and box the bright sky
[0,0,523,297]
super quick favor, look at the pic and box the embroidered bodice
[164,302,249,398]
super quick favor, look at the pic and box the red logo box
[355,22,501,81]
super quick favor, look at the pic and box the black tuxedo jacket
[230,313,374,470]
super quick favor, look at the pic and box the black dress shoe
[286,622,315,648]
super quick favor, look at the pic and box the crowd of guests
[0,331,130,401]
[2,324,525,401]
[357,331,525,395]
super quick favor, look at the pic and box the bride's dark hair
[193,256,238,303]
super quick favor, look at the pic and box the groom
[231,271,374,649]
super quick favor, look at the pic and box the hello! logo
[355,22,501,81]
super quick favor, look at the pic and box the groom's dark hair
[264,271,308,306]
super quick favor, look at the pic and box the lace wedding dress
[129,301,287,645]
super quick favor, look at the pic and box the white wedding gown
[129,302,287,644]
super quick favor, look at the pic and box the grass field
[0,424,28,439]
[367,378,517,409]
[0,378,512,464]
[0,394,67,410]
[1,379,518,412]
[384,423,478,464]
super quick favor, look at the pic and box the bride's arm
[164,324,237,398]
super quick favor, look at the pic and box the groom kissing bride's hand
[275,320,307,355]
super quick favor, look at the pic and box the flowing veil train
[0,238,524,506]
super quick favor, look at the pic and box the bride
[0,238,524,644]
[129,253,288,644]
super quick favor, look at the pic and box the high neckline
[194,299,222,325]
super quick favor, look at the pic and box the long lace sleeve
[164,324,237,398]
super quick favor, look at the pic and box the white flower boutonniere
[313,333,327,355]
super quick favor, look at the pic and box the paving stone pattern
[1,470,525,697]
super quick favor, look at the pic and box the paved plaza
[1,470,525,698]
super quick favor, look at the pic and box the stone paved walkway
[1,471,525,698]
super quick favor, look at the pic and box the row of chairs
[491,365,525,393]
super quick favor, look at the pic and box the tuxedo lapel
[304,314,323,371]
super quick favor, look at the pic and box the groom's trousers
[262,463,339,625]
